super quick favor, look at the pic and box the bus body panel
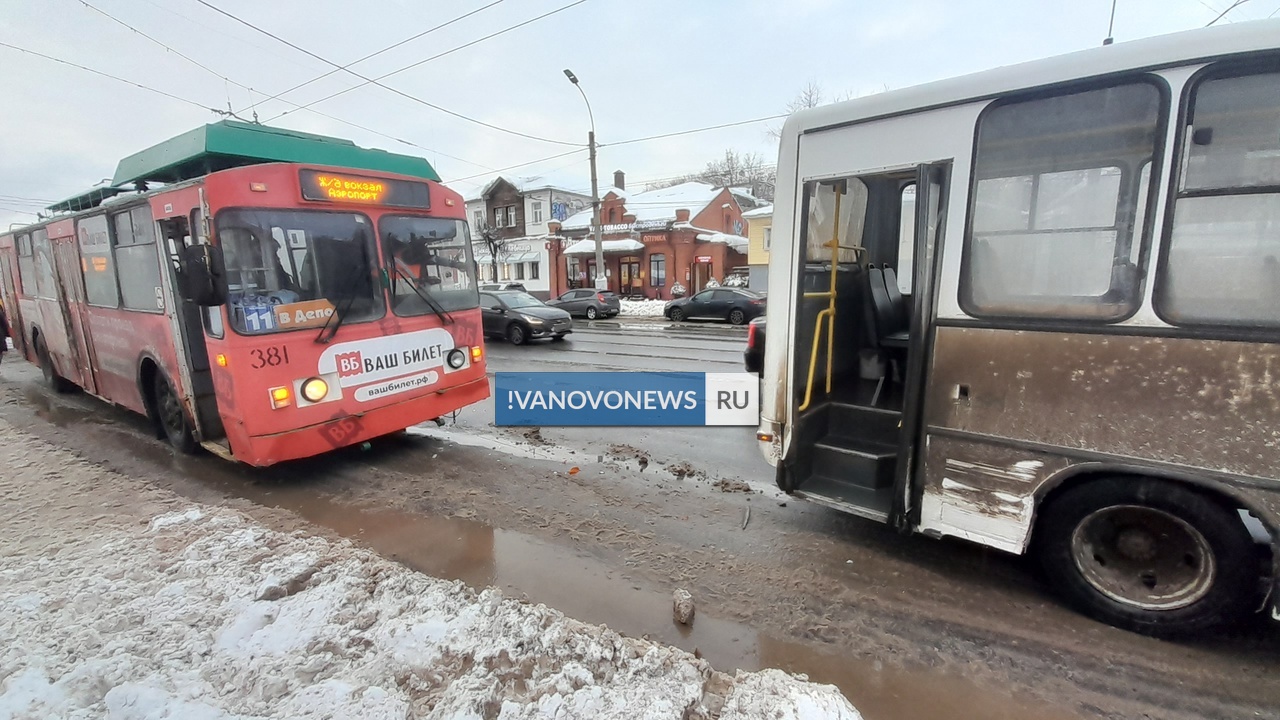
[919,326,1280,552]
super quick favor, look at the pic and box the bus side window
[962,80,1163,320]
[1158,67,1280,327]
[32,229,55,299]
[112,205,165,313]
[898,184,916,295]
[16,233,36,297]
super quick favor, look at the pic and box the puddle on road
[142,456,1081,720]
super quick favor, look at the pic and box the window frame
[1153,57,1280,333]
[16,232,36,297]
[77,213,120,309]
[649,253,666,287]
[532,201,543,224]
[110,204,166,314]
[957,74,1170,325]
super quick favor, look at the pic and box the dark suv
[547,289,621,319]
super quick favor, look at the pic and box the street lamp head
[563,69,579,84]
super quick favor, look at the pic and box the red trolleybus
[0,122,488,466]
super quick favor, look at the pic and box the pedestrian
[0,300,9,365]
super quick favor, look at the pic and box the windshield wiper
[392,260,454,325]
[315,264,368,344]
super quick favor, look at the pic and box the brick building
[549,173,749,300]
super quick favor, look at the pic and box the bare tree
[767,82,826,140]
[477,226,518,282]
[645,149,777,201]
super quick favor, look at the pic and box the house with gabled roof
[550,173,749,300]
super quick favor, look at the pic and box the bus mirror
[178,244,227,307]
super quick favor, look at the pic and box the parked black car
[479,282,527,292]
[479,291,572,345]
[664,288,765,325]
[546,289,621,319]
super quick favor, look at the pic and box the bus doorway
[782,162,948,524]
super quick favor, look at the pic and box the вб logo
[336,351,364,378]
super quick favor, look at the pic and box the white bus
[752,20,1280,635]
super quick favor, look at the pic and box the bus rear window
[217,209,384,335]
[962,80,1163,321]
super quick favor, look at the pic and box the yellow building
[742,204,773,291]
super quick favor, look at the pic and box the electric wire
[254,0,508,108]
[193,0,584,146]
[75,1,494,171]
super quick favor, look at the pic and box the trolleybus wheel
[34,334,71,393]
[1036,477,1258,637]
[507,323,528,346]
[153,372,198,455]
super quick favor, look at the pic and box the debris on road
[674,588,696,625]
[742,506,751,530]
[609,443,653,472]
[714,478,753,493]
[666,461,706,481]
[521,426,548,445]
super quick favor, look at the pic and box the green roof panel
[111,120,440,186]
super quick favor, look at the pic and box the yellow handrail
[798,183,845,412]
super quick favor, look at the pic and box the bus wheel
[1036,478,1257,637]
[153,373,197,454]
[34,335,71,393]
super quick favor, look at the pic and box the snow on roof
[560,182,722,231]
[742,204,773,219]
[563,238,644,255]
[694,232,748,252]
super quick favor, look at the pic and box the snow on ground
[0,418,860,720]
[619,299,668,318]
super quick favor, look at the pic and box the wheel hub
[1070,504,1215,611]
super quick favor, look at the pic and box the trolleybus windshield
[380,215,479,316]
[218,208,384,335]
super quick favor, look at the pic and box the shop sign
[695,255,712,262]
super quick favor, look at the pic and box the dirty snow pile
[619,299,668,318]
[0,507,860,719]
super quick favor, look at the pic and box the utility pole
[565,69,607,291]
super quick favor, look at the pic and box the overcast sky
[2,0,1277,228]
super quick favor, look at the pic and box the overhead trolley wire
[0,41,219,113]
[254,0,508,108]
[193,0,585,147]
[75,1,495,172]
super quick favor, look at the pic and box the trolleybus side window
[1158,66,1280,328]
[77,214,118,307]
[16,233,35,297]
[217,209,384,335]
[32,229,56,300]
[111,206,164,312]
[962,80,1163,320]
[380,215,480,316]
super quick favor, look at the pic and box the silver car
[547,289,621,319]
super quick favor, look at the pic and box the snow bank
[619,299,668,318]
[0,507,860,719]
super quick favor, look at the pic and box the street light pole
[565,69,607,291]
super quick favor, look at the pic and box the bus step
[827,402,901,446]
[812,438,896,489]
[200,439,235,462]
[795,474,893,522]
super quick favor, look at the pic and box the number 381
[250,346,290,369]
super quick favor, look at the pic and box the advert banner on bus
[494,372,757,426]
[299,169,431,208]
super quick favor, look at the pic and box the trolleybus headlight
[300,377,329,403]
[446,348,467,370]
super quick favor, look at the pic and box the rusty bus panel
[925,326,1280,482]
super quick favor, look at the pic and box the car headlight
[446,348,467,369]
[300,377,329,403]
[525,315,545,325]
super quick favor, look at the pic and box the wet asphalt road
[457,318,777,490]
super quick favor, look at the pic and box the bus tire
[153,372,198,455]
[1035,477,1258,637]
[34,334,71,393]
